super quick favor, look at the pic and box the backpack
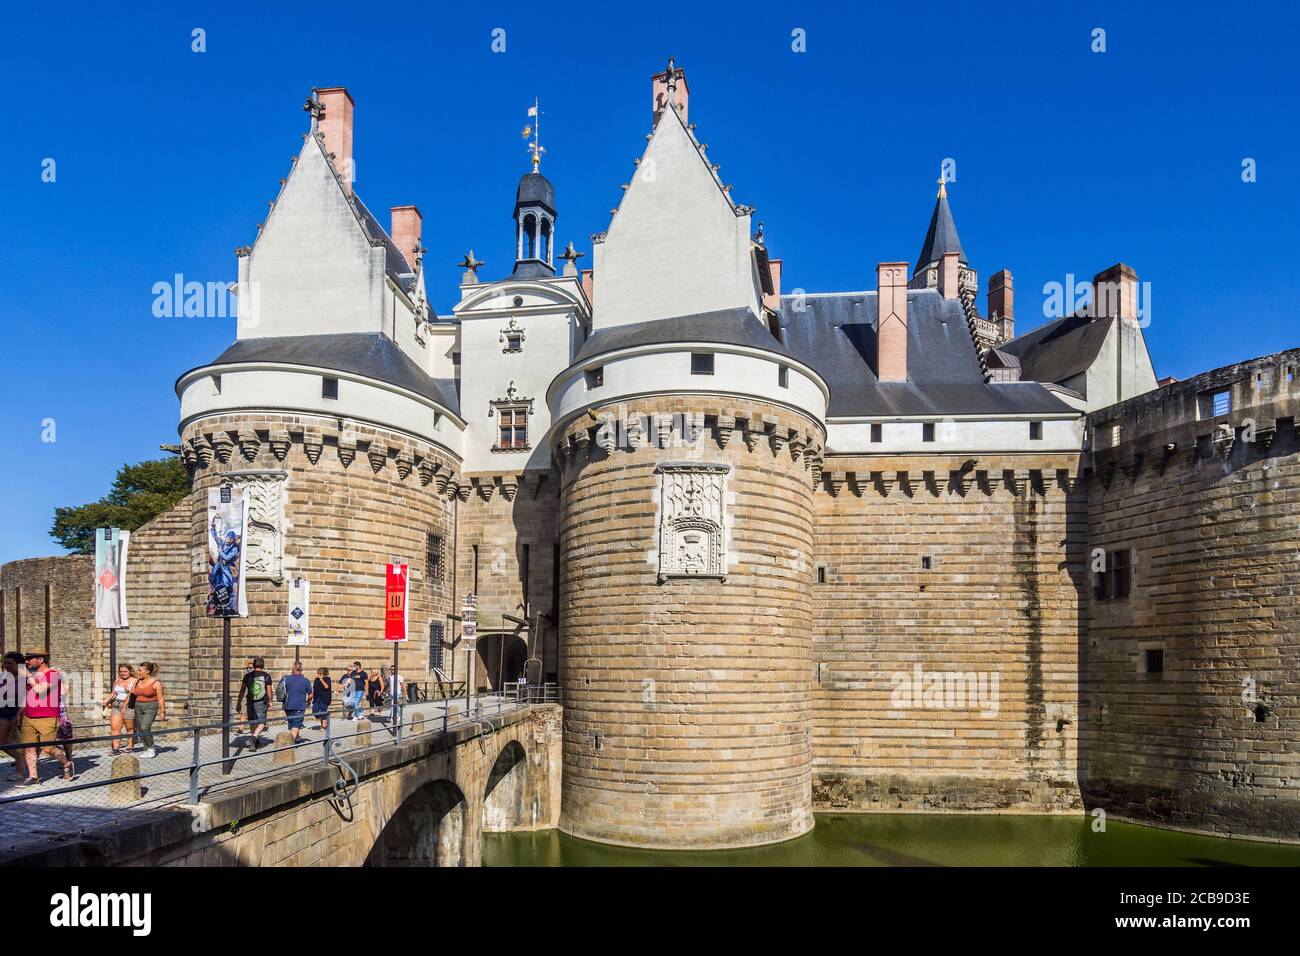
[250,673,267,702]
[275,676,288,703]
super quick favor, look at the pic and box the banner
[206,485,249,617]
[385,563,409,642]
[93,527,130,629]
[287,578,310,646]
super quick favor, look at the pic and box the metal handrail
[0,686,557,807]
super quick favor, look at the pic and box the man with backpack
[277,661,313,743]
[235,656,272,748]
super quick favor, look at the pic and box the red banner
[384,563,409,642]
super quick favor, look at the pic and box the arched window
[540,218,552,263]
[522,214,537,259]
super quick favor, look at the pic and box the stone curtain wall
[454,471,561,690]
[181,413,460,712]
[1082,350,1300,840]
[0,554,94,681]
[109,498,193,713]
[810,453,1087,813]
[556,397,823,849]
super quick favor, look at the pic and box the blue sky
[2,1,1296,563]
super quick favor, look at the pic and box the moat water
[483,814,1300,866]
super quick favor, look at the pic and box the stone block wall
[810,452,1087,813]
[454,470,561,690]
[556,397,822,849]
[1082,349,1300,839]
[0,555,95,700]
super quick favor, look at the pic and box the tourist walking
[278,661,312,743]
[346,662,368,722]
[368,667,385,717]
[0,652,23,776]
[236,657,272,746]
[16,651,74,786]
[311,668,332,731]
[131,663,165,758]
[101,663,137,754]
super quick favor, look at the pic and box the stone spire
[914,178,966,277]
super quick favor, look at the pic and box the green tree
[51,456,191,554]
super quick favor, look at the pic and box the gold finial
[521,98,545,172]
[937,172,947,199]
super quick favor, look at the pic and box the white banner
[94,527,130,629]
[287,578,310,646]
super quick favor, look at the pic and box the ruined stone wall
[810,453,1087,813]
[0,554,95,695]
[181,413,461,715]
[453,471,561,691]
[1082,350,1300,840]
[556,398,822,849]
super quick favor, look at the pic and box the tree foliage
[51,456,191,554]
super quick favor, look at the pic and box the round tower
[548,324,829,848]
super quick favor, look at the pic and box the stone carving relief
[224,470,287,582]
[656,463,728,582]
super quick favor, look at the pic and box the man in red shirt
[17,651,74,786]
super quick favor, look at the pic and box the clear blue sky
[2,1,1296,564]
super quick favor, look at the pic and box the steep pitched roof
[914,189,966,273]
[999,313,1115,385]
[778,290,1073,417]
[352,194,417,292]
[197,332,460,414]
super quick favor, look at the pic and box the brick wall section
[0,555,94,687]
[811,453,1086,813]
[182,413,459,716]
[556,397,822,849]
[454,471,561,690]
[1082,350,1300,839]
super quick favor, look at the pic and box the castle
[2,62,1296,849]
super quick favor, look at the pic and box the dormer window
[500,316,526,353]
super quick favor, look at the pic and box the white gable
[240,137,386,340]
[591,108,760,329]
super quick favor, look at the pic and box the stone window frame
[489,383,534,453]
[500,316,526,354]
[1137,641,1166,679]
[425,531,445,584]
[1029,420,1043,441]
[1093,547,1132,601]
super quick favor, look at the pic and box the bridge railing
[0,684,560,811]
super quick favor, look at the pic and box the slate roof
[778,290,1073,418]
[352,195,417,293]
[192,333,460,414]
[998,313,1114,385]
[515,171,556,214]
[573,308,796,365]
[914,191,966,273]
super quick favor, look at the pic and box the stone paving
[0,692,521,860]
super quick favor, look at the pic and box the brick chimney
[651,64,689,126]
[877,262,910,382]
[390,206,422,273]
[581,268,595,305]
[938,251,961,300]
[763,258,783,313]
[316,87,355,194]
[988,269,1014,340]
[1092,262,1138,322]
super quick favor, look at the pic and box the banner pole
[109,628,117,685]
[221,616,232,773]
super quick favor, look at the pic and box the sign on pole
[461,593,477,641]
[287,578,310,646]
[385,563,409,642]
[94,527,130,629]
[206,485,249,617]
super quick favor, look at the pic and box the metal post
[221,616,232,773]
[108,628,117,686]
[189,728,201,804]
[392,642,399,740]
[466,646,474,722]
[323,718,332,768]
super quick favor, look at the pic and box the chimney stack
[316,87,355,194]
[651,63,689,126]
[877,262,910,382]
[390,206,422,273]
[938,251,961,300]
[1092,262,1138,322]
[988,269,1014,340]
[763,258,783,313]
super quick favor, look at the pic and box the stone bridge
[0,704,562,868]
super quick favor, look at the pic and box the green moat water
[483,814,1300,867]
